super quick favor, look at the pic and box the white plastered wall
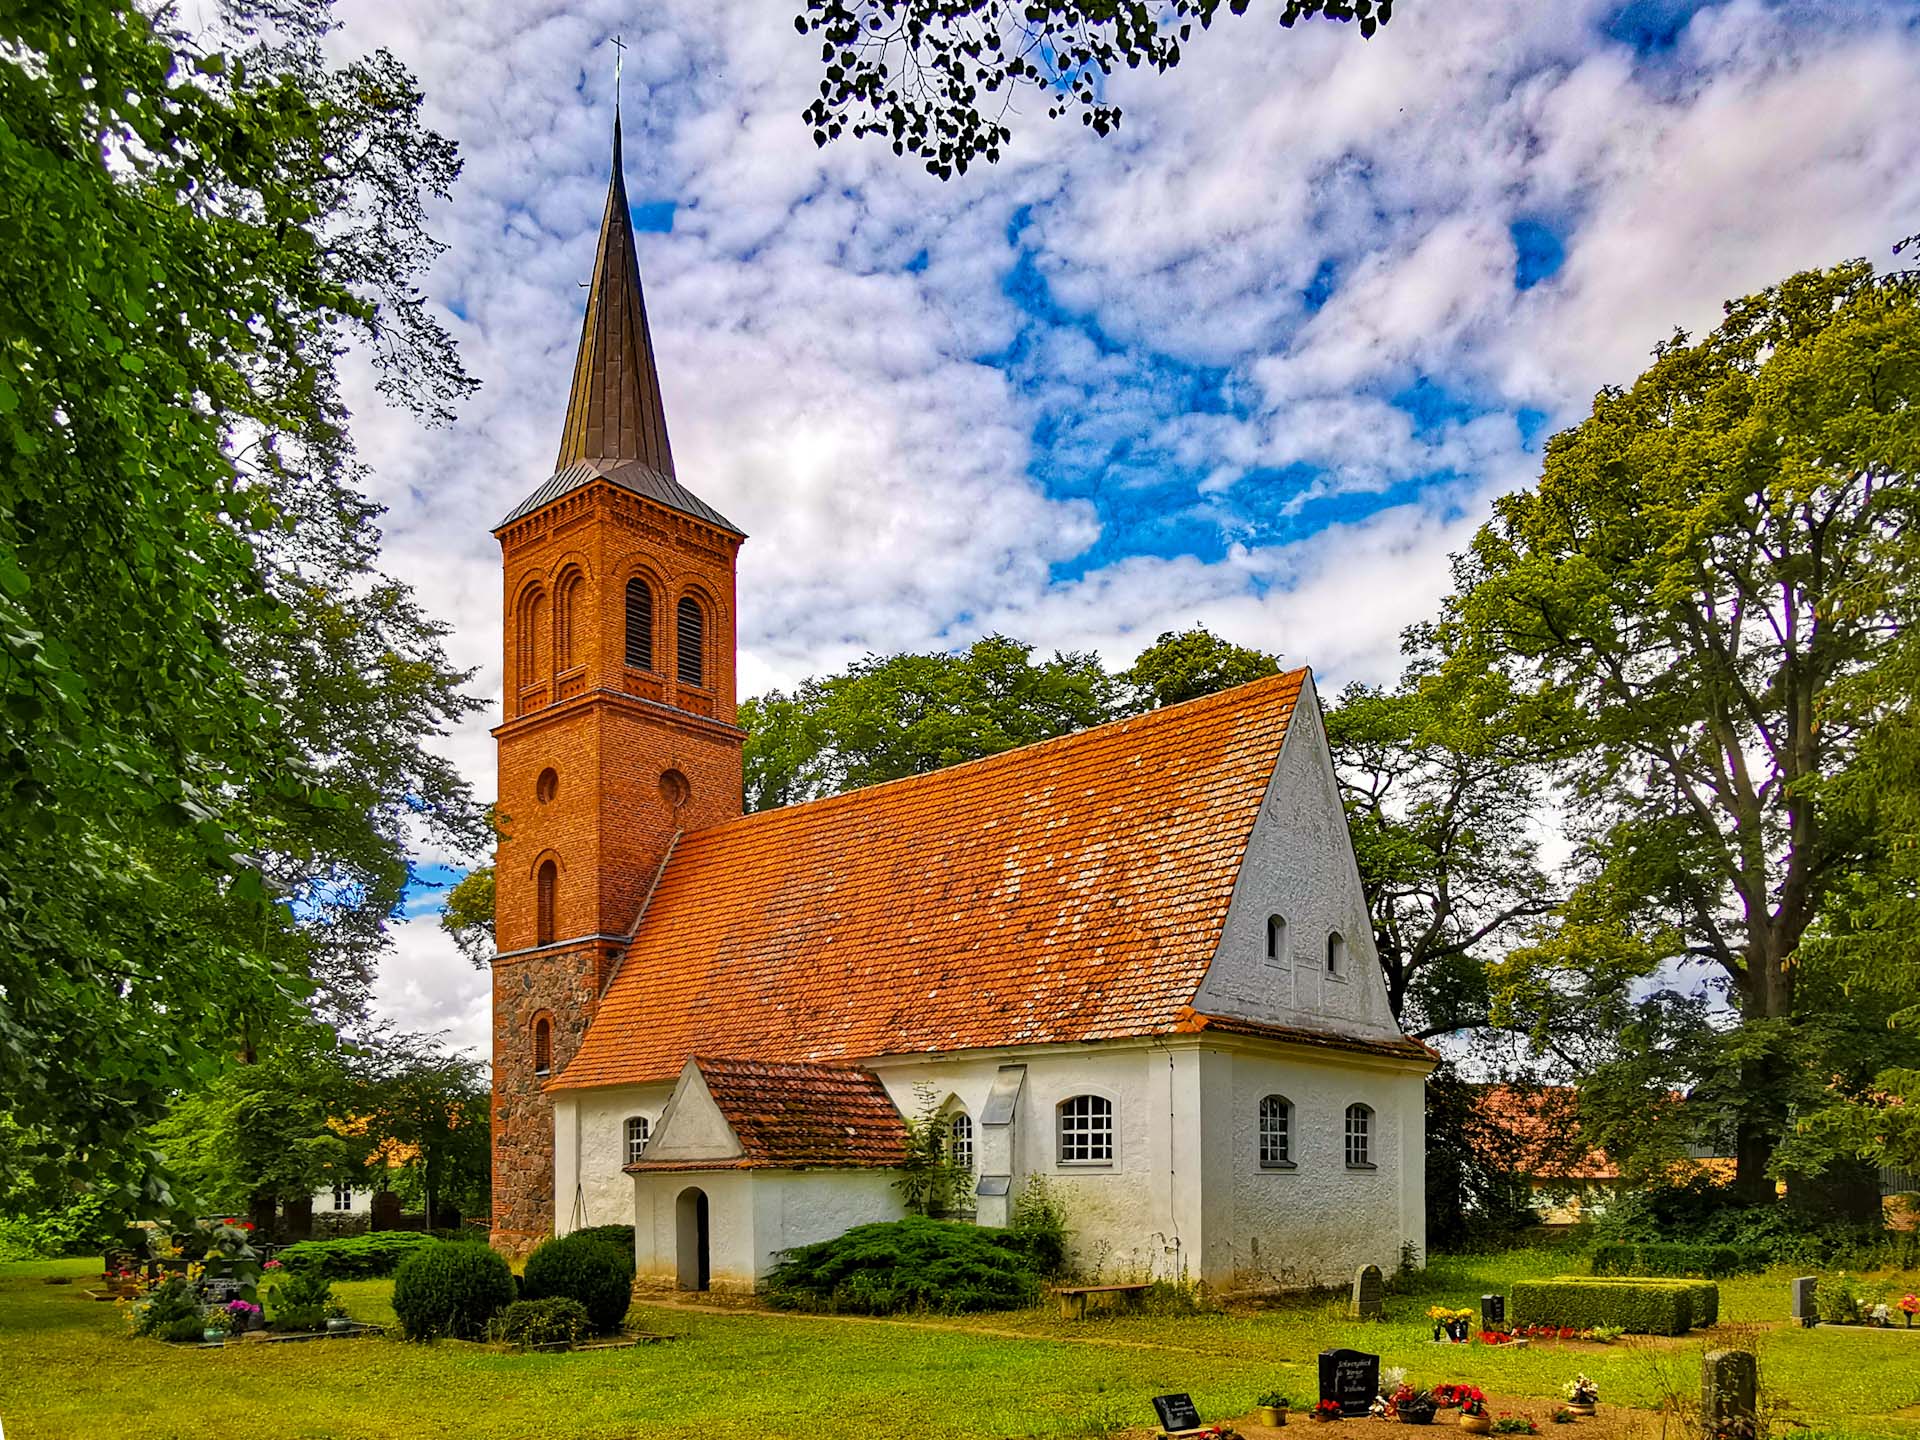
[551,1080,672,1235]
[631,1168,905,1289]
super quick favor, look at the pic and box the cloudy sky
[327,0,1920,1053]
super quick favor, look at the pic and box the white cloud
[369,913,491,1061]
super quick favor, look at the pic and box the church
[487,118,1434,1292]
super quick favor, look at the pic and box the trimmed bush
[276,1230,440,1279]
[1566,1275,1718,1327]
[391,1241,515,1341]
[265,1265,338,1333]
[766,1216,1043,1315]
[1511,1279,1693,1336]
[570,1224,635,1256]
[493,1296,593,1348]
[1591,1242,1755,1279]
[521,1233,634,1334]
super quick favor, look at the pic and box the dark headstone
[1481,1293,1506,1329]
[1152,1394,1203,1433]
[370,1190,402,1231]
[1350,1263,1385,1319]
[1702,1349,1757,1439]
[1790,1276,1817,1327]
[1319,1348,1381,1417]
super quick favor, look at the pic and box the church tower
[489,115,745,1254]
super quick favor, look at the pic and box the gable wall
[552,1082,673,1235]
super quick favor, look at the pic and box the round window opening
[535,768,559,804]
[659,769,691,808]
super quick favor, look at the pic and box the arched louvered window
[533,1016,552,1077]
[554,570,583,671]
[517,587,547,696]
[625,578,654,671]
[536,859,557,947]
[676,596,706,688]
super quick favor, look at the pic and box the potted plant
[1564,1377,1599,1418]
[1458,1390,1491,1434]
[1312,1400,1344,1423]
[1490,1418,1538,1436]
[1394,1387,1439,1426]
[1901,1293,1918,1328]
[1256,1392,1292,1427]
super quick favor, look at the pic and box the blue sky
[326,0,1920,1050]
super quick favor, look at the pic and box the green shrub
[391,1241,515,1341]
[1815,1274,1860,1325]
[276,1230,441,1279]
[570,1224,635,1256]
[162,1315,212,1343]
[766,1215,1042,1315]
[130,1275,207,1338]
[1511,1279,1694,1335]
[1590,1242,1754,1279]
[1008,1176,1070,1279]
[265,1266,340,1333]
[493,1296,593,1348]
[1566,1275,1718,1327]
[520,1233,634,1334]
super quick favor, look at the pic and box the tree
[1325,670,1554,1037]
[796,0,1393,178]
[348,1035,490,1230]
[0,0,482,1208]
[440,866,497,968]
[1121,626,1280,710]
[1439,263,1920,1200]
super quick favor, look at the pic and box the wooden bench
[1056,1282,1151,1319]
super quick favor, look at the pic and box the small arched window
[1345,1103,1373,1169]
[554,570,584,671]
[949,1111,975,1173]
[332,1182,354,1212]
[625,578,654,671]
[1258,1095,1293,1168]
[675,596,706,689]
[536,859,557,947]
[1057,1094,1114,1166]
[1327,930,1348,977]
[1265,914,1289,966]
[533,1016,552,1077]
[625,1116,650,1166]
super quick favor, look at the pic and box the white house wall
[632,1169,904,1290]
[551,1082,672,1236]
[1192,674,1402,1043]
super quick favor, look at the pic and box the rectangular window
[1345,1105,1372,1169]
[332,1183,353,1212]
[1057,1095,1114,1165]
[1259,1097,1292,1168]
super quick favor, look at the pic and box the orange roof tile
[557,669,1308,1090]
[627,1057,907,1172]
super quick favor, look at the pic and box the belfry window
[675,596,705,688]
[533,1016,552,1078]
[536,860,557,947]
[1265,914,1289,966]
[625,578,654,670]
[1327,930,1348,977]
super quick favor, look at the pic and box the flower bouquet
[1312,1400,1344,1423]
[1429,1306,1474,1343]
[1564,1376,1598,1417]
[1901,1293,1918,1329]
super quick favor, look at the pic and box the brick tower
[488,115,745,1255]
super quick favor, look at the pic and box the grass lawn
[3,1248,1920,1440]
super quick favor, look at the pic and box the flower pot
[1460,1415,1493,1435]
[1567,1404,1596,1417]
[202,1328,224,1344]
[326,1318,353,1335]
[1257,1406,1288,1427]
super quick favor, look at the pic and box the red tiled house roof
[627,1058,908,1172]
[557,670,1313,1091]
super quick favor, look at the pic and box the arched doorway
[675,1186,710,1291]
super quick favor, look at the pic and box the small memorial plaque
[1151,1393,1203,1432]
[1350,1263,1384,1320]
[1790,1276,1817,1328]
[1318,1348,1380,1418]
[1481,1293,1506,1329]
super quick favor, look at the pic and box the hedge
[570,1225,635,1256]
[1511,1279,1694,1335]
[1591,1242,1756,1279]
[276,1231,442,1279]
[1567,1275,1719,1327]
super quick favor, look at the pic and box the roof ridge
[685,665,1308,846]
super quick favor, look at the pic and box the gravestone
[1701,1350,1757,1440]
[1790,1276,1817,1328]
[1319,1348,1381,1417]
[1481,1293,1506,1330]
[1349,1263,1384,1320]
[1151,1394,1203,1433]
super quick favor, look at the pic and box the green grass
[3,1249,1919,1439]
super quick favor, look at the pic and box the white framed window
[1057,1095,1114,1166]
[1258,1095,1293,1168]
[625,1116,650,1166]
[1345,1103,1374,1169]
[332,1183,353,1212]
[949,1111,975,1173]
[1265,914,1289,966]
[1327,930,1348,978]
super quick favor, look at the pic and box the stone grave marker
[1319,1348,1381,1418]
[1791,1276,1817,1328]
[1481,1293,1506,1330]
[1151,1393,1202,1434]
[1349,1263,1384,1320]
[1702,1349,1757,1440]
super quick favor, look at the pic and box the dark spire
[554,113,675,475]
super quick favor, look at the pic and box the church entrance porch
[676,1186,710,1291]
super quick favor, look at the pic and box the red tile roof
[1182,1011,1438,1065]
[558,670,1310,1091]
[627,1057,907,1172]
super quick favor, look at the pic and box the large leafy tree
[1440,263,1920,1200]
[795,0,1392,178]
[1120,625,1280,710]
[0,0,482,1209]
[347,1034,490,1230]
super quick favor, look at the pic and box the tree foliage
[1440,262,1920,1197]
[1121,625,1280,710]
[0,0,482,1207]
[795,0,1393,178]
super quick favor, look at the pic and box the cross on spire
[611,33,626,110]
